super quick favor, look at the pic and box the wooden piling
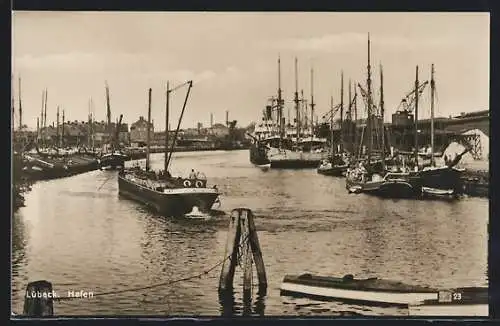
[23,280,54,317]
[247,209,268,293]
[219,207,267,315]
[240,210,253,298]
[218,209,242,292]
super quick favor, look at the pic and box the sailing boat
[98,82,128,170]
[118,83,220,216]
[416,64,465,198]
[345,35,420,198]
[317,72,350,177]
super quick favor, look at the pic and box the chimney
[226,110,229,126]
[210,113,213,128]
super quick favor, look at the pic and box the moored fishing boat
[280,273,438,306]
[408,287,488,316]
[377,172,420,198]
[317,153,349,176]
[118,83,221,217]
[98,83,127,170]
[99,151,128,170]
[410,64,466,198]
[345,164,385,194]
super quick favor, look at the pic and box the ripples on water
[11,150,488,316]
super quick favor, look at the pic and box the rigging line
[54,233,252,302]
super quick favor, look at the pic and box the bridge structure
[383,109,489,160]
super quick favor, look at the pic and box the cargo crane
[321,103,342,124]
[395,80,429,114]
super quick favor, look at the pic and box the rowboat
[408,287,488,316]
[421,186,456,199]
[280,274,437,306]
[317,161,348,177]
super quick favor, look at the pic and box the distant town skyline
[12,12,489,130]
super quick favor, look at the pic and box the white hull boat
[280,274,438,306]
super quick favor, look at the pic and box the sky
[12,12,489,131]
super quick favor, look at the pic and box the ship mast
[165,81,170,174]
[277,56,284,139]
[44,89,48,148]
[56,106,60,150]
[354,82,358,160]
[146,88,152,171]
[18,77,22,131]
[62,109,65,148]
[348,79,352,154]
[294,57,300,145]
[414,66,419,168]
[88,99,92,148]
[340,71,344,153]
[379,64,385,171]
[310,66,315,144]
[330,95,334,156]
[166,80,193,171]
[40,90,44,146]
[90,97,95,150]
[105,81,112,151]
[301,90,306,136]
[430,63,435,167]
[366,33,373,165]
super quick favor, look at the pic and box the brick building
[130,116,154,146]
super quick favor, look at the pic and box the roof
[131,116,153,128]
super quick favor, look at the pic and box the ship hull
[118,175,219,216]
[317,165,348,176]
[269,150,327,169]
[377,180,419,199]
[249,143,270,165]
[99,153,127,170]
[346,178,384,194]
[417,166,464,194]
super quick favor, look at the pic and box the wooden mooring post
[23,280,54,317]
[219,208,267,297]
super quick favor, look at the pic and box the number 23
[453,293,462,300]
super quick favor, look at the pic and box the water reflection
[219,288,266,317]
[11,150,488,316]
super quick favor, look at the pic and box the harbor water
[11,150,488,316]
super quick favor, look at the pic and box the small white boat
[422,187,454,196]
[280,274,438,306]
[409,287,488,316]
[256,163,271,171]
